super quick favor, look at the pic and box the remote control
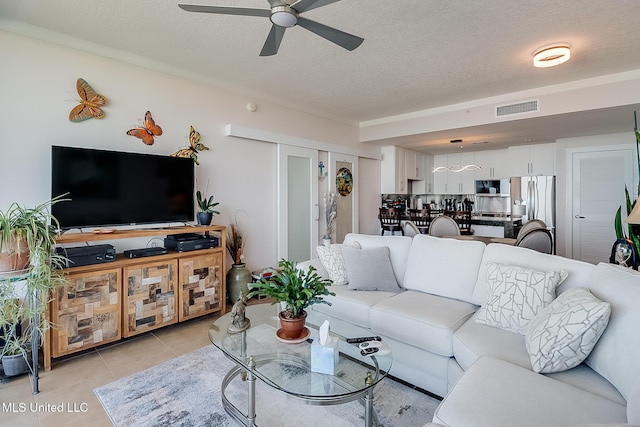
[346,336,382,344]
[359,341,383,350]
[361,347,380,356]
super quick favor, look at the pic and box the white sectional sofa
[299,233,640,427]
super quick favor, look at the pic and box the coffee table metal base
[220,355,379,427]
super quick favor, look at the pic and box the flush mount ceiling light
[533,44,571,68]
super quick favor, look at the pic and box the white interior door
[277,145,318,263]
[572,149,635,264]
[329,153,358,244]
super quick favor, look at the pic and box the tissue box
[311,336,339,375]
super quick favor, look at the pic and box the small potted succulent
[196,190,220,226]
[247,259,334,341]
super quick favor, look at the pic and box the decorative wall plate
[336,167,353,196]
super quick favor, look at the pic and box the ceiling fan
[178,0,364,56]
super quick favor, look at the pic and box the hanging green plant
[614,111,640,248]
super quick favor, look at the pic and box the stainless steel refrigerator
[510,176,556,248]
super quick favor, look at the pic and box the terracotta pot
[278,310,307,340]
[0,234,29,274]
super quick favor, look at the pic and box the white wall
[0,30,373,271]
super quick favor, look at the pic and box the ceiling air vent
[495,99,539,117]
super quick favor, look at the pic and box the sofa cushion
[471,243,594,306]
[343,233,412,286]
[452,316,531,371]
[342,246,402,292]
[433,356,627,427]
[525,288,610,374]
[585,262,640,402]
[403,234,485,303]
[474,262,567,334]
[315,243,358,285]
[310,284,396,329]
[369,290,477,357]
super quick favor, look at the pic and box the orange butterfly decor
[126,111,163,145]
[69,78,108,122]
[170,126,209,165]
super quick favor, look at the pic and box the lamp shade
[625,201,640,224]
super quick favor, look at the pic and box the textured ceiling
[2,0,640,151]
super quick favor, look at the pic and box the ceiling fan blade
[178,4,270,18]
[260,24,286,56]
[297,17,363,51]
[291,0,341,13]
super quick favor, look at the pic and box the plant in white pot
[196,190,220,226]
[247,259,334,341]
[0,196,69,376]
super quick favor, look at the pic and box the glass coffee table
[210,306,393,427]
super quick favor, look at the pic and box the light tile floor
[1,300,273,427]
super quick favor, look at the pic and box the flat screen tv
[51,146,195,229]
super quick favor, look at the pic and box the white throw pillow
[474,262,568,334]
[342,246,401,292]
[525,288,610,373]
[315,242,360,285]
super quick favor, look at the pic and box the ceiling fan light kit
[271,6,298,27]
[178,0,363,56]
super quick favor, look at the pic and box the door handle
[575,215,586,219]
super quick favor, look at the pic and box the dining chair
[515,228,553,254]
[518,219,546,238]
[428,215,461,237]
[445,210,472,235]
[379,207,404,236]
[404,220,420,238]
[408,208,431,234]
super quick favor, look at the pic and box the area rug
[94,345,439,427]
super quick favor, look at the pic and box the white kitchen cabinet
[381,146,408,194]
[474,149,508,179]
[411,153,433,194]
[432,154,448,194]
[508,143,555,176]
[406,150,426,180]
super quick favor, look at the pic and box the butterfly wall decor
[170,126,209,165]
[127,111,163,145]
[69,78,108,122]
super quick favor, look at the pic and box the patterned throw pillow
[316,243,359,285]
[474,262,568,334]
[525,288,610,373]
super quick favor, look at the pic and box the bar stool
[379,208,404,236]
[408,208,431,234]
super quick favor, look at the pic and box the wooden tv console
[44,225,226,370]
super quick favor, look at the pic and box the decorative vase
[322,237,331,246]
[226,263,251,304]
[197,212,213,226]
[278,310,307,340]
[1,350,31,377]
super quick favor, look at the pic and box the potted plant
[0,297,31,376]
[0,196,69,376]
[225,219,250,304]
[196,190,220,226]
[247,259,334,341]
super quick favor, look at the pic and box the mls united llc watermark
[2,402,89,413]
